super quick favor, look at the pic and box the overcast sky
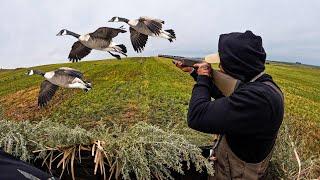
[1,0,319,68]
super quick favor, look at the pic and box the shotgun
[158,55,204,67]
[158,54,241,96]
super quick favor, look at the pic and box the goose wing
[90,27,126,40]
[130,27,148,53]
[68,41,92,62]
[138,17,163,35]
[38,80,59,107]
[58,67,83,79]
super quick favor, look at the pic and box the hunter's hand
[194,62,212,77]
[173,60,194,73]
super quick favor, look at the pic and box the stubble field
[0,57,319,179]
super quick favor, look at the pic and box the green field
[0,57,319,179]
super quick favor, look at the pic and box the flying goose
[57,27,128,62]
[27,67,92,107]
[108,16,176,52]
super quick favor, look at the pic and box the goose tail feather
[115,44,127,53]
[165,29,176,39]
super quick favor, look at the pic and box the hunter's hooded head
[218,30,266,82]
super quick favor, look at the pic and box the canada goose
[27,67,92,107]
[108,16,176,52]
[57,27,128,62]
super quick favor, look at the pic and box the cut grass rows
[0,57,319,178]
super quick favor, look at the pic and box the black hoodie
[219,31,267,82]
[188,72,284,163]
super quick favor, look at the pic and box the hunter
[175,30,284,179]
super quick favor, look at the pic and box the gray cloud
[0,0,319,68]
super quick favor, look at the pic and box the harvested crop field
[0,57,319,179]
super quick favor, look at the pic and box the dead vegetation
[0,119,214,179]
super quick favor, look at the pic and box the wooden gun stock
[158,54,241,96]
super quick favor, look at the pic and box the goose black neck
[66,30,80,38]
[119,17,129,23]
[34,70,45,76]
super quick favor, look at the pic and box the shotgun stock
[158,54,241,96]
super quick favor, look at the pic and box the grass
[0,57,319,179]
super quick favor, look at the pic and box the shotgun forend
[158,54,241,97]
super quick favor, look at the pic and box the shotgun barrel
[158,54,204,67]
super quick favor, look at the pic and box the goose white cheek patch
[28,70,34,75]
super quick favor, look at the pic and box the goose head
[26,69,45,76]
[56,29,68,36]
[26,69,34,75]
[108,16,120,22]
